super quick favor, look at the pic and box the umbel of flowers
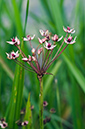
[6,26,76,129]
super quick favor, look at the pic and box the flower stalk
[38,76,43,129]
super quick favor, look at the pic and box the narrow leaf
[24,0,29,35]
[63,54,85,93]
[0,56,14,81]
[23,93,32,129]
[12,0,23,38]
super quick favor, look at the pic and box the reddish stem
[14,60,35,73]
[45,44,68,71]
[43,49,53,69]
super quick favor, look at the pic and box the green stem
[39,77,43,129]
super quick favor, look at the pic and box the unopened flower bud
[31,48,35,56]
[38,47,43,55]
[50,108,56,113]
[32,56,36,61]
[28,55,32,62]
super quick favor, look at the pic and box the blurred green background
[0,0,85,129]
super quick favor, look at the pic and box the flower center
[27,35,30,38]
[48,43,51,48]
[12,38,15,42]
[12,53,15,57]
[67,37,72,42]
[3,123,7,127]
[67,26,70,30]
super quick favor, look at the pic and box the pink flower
[43,101,48,107]
[52,34,63,42]
[0,121,8,128]
[21,121,29,126]
[63,26,75,34]
[6,37,20,45]
[38,37,47,44]
[64,36,77,44]
[39,29,49,36]
[23,34,35,41]
[6,51,19,60]
[44,42,56,50]
[37,47,43,55]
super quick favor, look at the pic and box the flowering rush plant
[5,26,76,129]
[6,26,76,78]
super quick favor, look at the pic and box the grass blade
[0,56,14,81]
[43,0,64,34]
[63,54,85,93]
[24,0,29,35]
[70,74,84,129]
[23,93,32,129]
[12,0,23,38]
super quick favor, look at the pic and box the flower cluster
[6,26,76,79]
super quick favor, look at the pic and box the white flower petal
[69,40,76,44]
[74,36,77,41]
[64,39,69,44]
[6,52,12,59]
[50,45,56,49]
[45,30,49,36]
[15,36,18,41]
[71,30,75,34]
[39,29,44,36]
[31,34,35,40]
[22,58,28,62]
[38,38,43,44]
[69,28,74,33]
[63,26,67,32]
[28,55,32,61]
[6,41,15,45]
[45,41,48,47]
[32,56,36,61]
[58,36,63,42]
[23,38,28,41]
[15,37,20,45]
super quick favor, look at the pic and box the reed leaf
[63,54,85,93]
[23,93,32,129]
